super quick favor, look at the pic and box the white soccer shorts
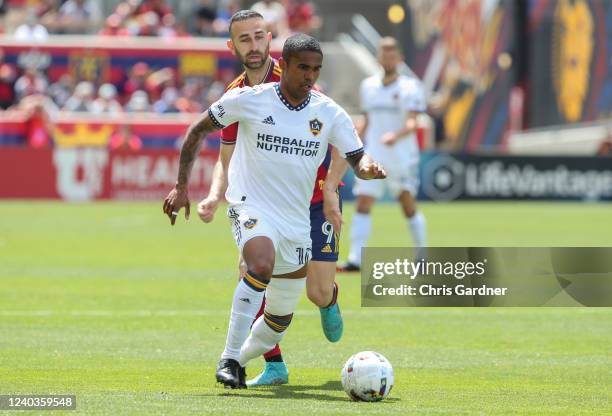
[227,203,312,275]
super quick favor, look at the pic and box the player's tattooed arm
[346,150,386,180]
[177,112,221,189]
[197,144,235,223]
[163,111,222,226]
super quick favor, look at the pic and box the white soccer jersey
[360,74,426,171]
[208,82,363,241]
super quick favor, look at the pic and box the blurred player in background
[339,37,428,272]
[194,10,348,387]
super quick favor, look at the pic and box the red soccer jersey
[220,59,332,205]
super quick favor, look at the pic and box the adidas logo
[239,297,251,304]
[262,116,275,125]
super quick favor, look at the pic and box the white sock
[238,277,305,367]
[409,211,427,247]
[348,212,371,265]
[238,315,283,366]
[220,279,265,361]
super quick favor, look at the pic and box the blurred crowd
[0,0,321,120]
[0,0,320,39]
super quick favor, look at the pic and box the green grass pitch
[0,201,611,415]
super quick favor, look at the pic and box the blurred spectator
[55,0,101,34]
[287,0,321,35]
[158,14,188,39]
[91,83,123,115]
[14,65,47,100]
[153,87,179,113]
[251,0,290,39]
[205,81,224,107]
[123,62,150,98]
[36,0,60,19]
[135,0,173,21]
[597,129,612,156]
[0,0,6,20]
[144,67,175,102]
[63,81,95,112]
[0,48,17,109]
[175,82,202,113]
[14,11,49,41]
[98,14,130,36]
[15,94,59,148]
[109,124,143,151]
[125,90,151,112]
[193,0,217,37]
[47,74,73,108]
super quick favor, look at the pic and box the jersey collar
[274,83,311,111]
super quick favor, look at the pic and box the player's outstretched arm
[346,151,386,181]
[323,147,349,233]
[163,111,223,226]
[197,143,235,223]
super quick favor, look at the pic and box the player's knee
[248,260,274,281]
[307,283,333,307]
[356,197,374,214]
[403,205,416,218]
[356,201,372,214]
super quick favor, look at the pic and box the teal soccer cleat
[246,361,289,386]
[319,302,343,342]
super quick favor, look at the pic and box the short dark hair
[282,33,323,62]
[229,10,264,35]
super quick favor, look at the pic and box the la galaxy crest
[309,118,323,137]
[243,218,258,229]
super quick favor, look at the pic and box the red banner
[0,147,217,200]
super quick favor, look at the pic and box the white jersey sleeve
[208,86,249,129]
[329,106,364,158]
[402,78,427,113]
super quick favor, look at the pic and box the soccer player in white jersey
[340,37,428,272]
[196,10,348,387]
[163,33,386,389]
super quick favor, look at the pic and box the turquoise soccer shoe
[319,302,343,342]
[246,361,289,386]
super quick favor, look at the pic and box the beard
[236,44,270,70]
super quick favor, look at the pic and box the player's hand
[358,161,387,180]
[323,189,343,234]
[197,195,220,223]
[162,185,190,226]
[381,132,399,145]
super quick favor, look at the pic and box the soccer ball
[340,351,394,402]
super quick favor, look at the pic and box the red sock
[325,282,338,308]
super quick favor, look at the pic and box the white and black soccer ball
[341,351,394,402]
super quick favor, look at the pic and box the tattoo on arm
[177,113,221,188]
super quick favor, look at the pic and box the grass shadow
[195,380,400,403]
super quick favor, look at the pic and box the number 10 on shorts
[296,247,312,265]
